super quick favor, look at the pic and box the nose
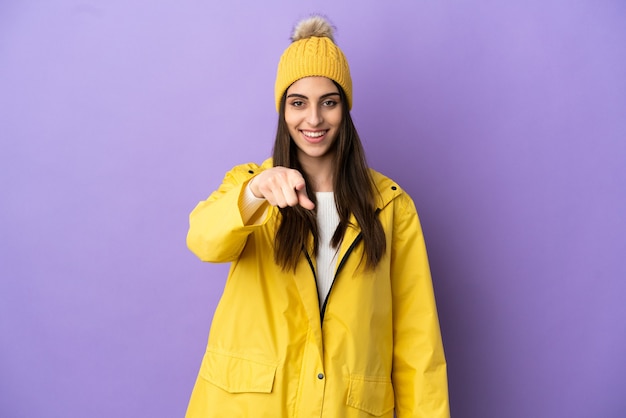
[306,106,323,126]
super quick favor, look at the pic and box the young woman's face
[284,76,342,163]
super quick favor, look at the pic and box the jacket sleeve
[390,194,450,418]
[186,163,271,263]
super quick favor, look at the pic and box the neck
[298,154,334,192]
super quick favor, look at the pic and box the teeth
[302,131,325,138]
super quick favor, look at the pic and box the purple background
[1,1,625,417]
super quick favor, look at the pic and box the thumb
[295,183,315,210]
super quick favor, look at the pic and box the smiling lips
[300,130,328,143]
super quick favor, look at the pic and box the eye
[322,100,338,107]
[289,100,305,107]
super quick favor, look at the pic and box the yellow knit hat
[275,15,353,112]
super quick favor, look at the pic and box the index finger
[295,183,315,210]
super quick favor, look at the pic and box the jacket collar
[369,169,403,211]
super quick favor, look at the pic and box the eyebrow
[286,92,340,100]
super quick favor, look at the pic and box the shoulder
[222,158,273,183]
[368,168,416,213]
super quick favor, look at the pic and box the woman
[185,15,450,418]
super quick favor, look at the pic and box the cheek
[328,108,343,127]
[284,111,299,130]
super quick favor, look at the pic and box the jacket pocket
[346,375,395,416]
[199,349,277,394]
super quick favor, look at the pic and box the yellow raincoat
[185,159,449,417]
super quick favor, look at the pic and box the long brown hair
[272,81,386,271]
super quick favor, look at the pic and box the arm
[186,164,271,263]
[186,163,315,263]
[391,195,450,418]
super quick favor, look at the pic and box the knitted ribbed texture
[240,183,269,225]
[315,192,340,305]
[275,35,352,112]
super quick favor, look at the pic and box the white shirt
[314,192,340,305]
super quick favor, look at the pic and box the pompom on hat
[274,15,353,112]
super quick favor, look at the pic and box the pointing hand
[249,167,315,210]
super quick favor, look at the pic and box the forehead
[287,76,339,95]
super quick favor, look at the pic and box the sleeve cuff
[240,182,269,225]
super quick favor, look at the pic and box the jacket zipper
[303,232,363,324]
[320,233,363,322]
[303,248,322,307]
[305,209,380,323]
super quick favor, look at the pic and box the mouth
[300,130,328,143]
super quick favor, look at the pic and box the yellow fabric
[185,159,450,418]
[275,36,353,112]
